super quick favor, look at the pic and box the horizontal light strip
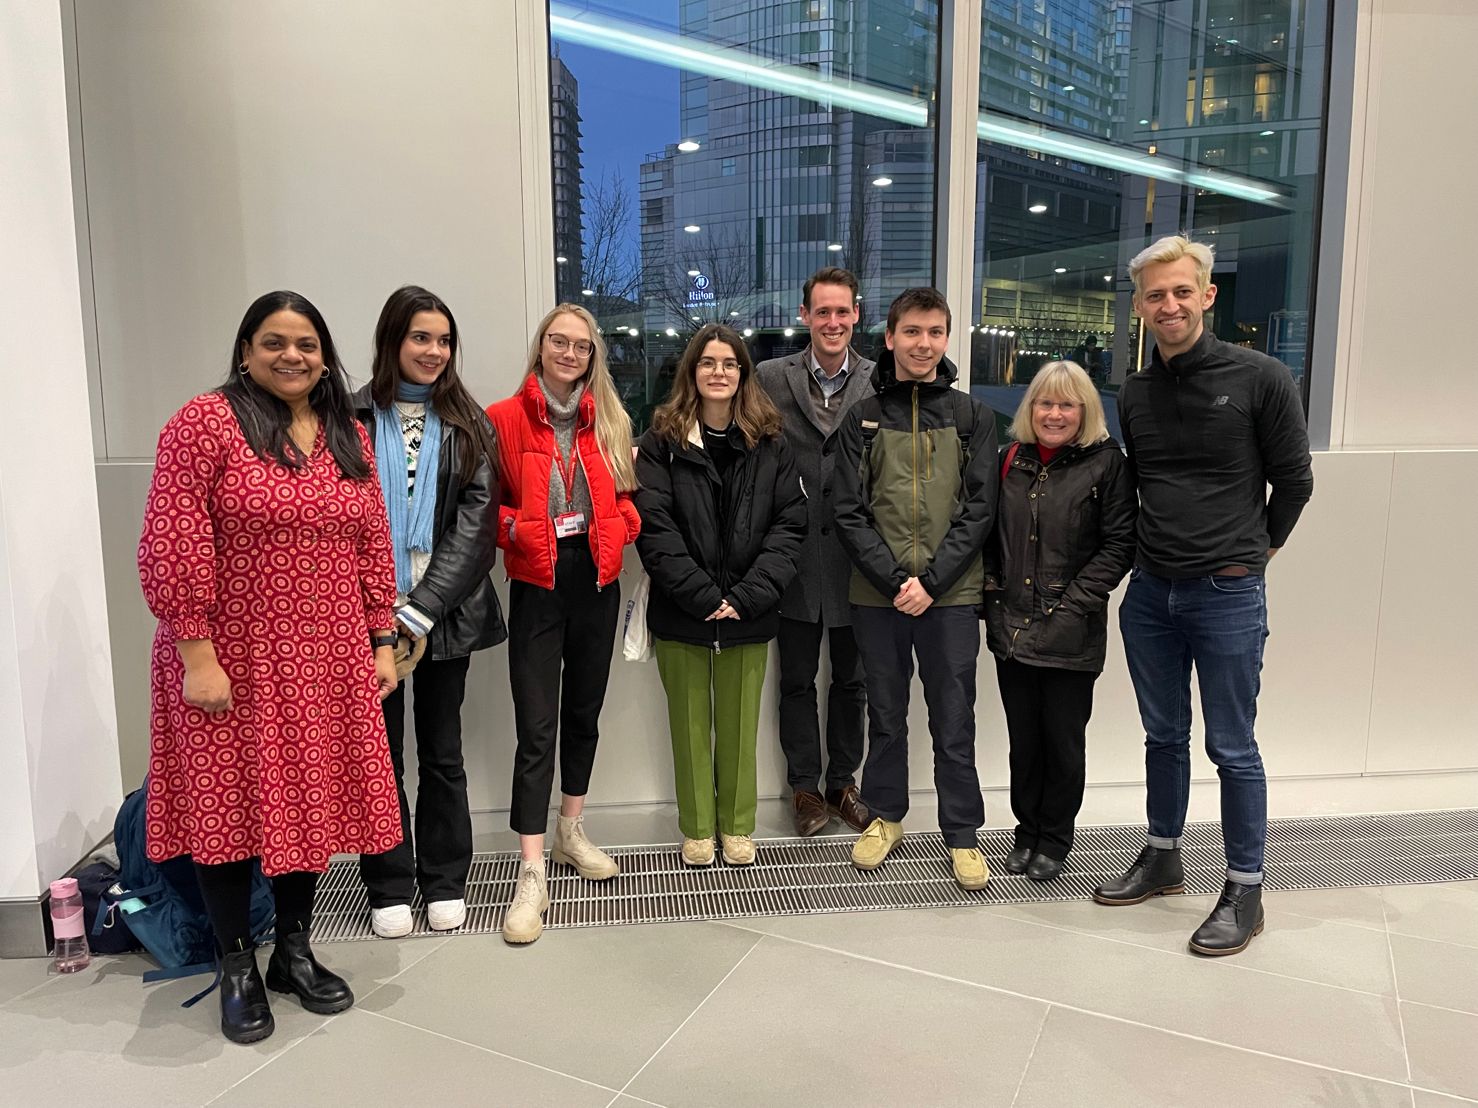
[550,3,1288,207]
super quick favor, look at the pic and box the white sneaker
[426,898,467,931]
[371,904,413,939]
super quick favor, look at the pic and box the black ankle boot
[1026,852,1063,882]
[265,930,354,1015]
[1092,843,1185,905]
[1004,846,1033,874]
[1189,881,1265,956]
[219,947,275,1044]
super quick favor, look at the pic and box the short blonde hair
[1008,361,1110,446]
[1129,234,1215,295]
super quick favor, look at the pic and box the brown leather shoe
[792,790,830,836]
[826,785,870,833]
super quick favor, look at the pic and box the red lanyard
[555,444,579,510]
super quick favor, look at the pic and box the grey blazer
[755,345,876,626]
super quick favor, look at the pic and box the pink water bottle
[49,878,91,973]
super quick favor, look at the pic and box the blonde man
[1093,235,1313,957]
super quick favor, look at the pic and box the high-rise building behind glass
[551,51,586,306]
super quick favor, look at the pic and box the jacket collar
[870,349,960,394]
[520,370,595,428]
[1150,327,1218,377]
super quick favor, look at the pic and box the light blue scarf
[375,381,443,593]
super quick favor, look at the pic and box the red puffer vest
[486,373,639,590]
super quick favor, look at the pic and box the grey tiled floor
[2,880,1475,1107]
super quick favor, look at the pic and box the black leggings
[193,858,318,953]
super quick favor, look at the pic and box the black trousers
[508,540,621,835]
[852,605,984,848]
[776,616,866,794]
[995,657,1098,861]
[194,858,316,953]
[359,653,474,907]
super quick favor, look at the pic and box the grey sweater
[539,375,594,522]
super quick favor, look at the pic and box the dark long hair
[219,291,370,479]
[371,286,498,484]
[651,324,781,448]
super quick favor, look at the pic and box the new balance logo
[1213,395,1229,406]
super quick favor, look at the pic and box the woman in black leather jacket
[353,286,505,938]
[984,360,1135,881]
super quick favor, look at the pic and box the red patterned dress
[138,392,402,875]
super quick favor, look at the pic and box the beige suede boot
[551,815,619,881]
[501,860,549,945]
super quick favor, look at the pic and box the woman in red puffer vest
[485,303,639,946]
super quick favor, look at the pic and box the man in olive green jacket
[828,287,999,890]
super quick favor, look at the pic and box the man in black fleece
[1093,235,1313,957]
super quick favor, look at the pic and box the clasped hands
[705,598,742,621]
[894,576,933,617]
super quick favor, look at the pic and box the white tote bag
[622,572,653,662]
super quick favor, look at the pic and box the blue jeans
[1119,568,1269,880]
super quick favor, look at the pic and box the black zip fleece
[1117,329,1313,579]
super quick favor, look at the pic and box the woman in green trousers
[635,325,807,867]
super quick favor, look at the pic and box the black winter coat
[354,386,507,660]
[983,438,1135,673]
[635,424,807,649]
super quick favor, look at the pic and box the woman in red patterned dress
[138,291,402,1045]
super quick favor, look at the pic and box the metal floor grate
[310,809,1478,942]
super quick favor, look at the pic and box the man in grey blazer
[755,267,876,836]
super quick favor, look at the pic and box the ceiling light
[1029,203,1048,214]
[1061,85,1076,92]
[555,255,568,264]
[784,328,795,337]
[691,315,700,321]
[683,224,701,233]
[1054,267,1067,274]
[687,268,700,277]
[729,310,739,316]
[677,140,701,152]
[872,176,893,187]
[1104,274,1113,281]
[827,243,843,252]
[581,288,595,296]
[1138,119,1149,125]
[627,327,639,336]
[1260,129,1275,136]
[743,328,754,337]
[665,328,677,337]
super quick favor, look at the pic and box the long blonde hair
[1008,360,1110,446]
[522,304,637,491]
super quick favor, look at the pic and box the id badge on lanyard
[554,448,588,537]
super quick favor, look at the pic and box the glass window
[548,1,940,427]
[970,0,1329,438]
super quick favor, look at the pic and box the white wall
[0,0,122,900]
[1329,0,1478,449]
[72,0,552,459]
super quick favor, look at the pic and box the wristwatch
[371,632,398,651]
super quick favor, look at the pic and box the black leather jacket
[353,386,506,660]
[983,438,1135,673]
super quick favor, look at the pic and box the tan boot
[551,815,619,881]
[950,847,990,891]
[851,818,904,871]
[501,861,549,945]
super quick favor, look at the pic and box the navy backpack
[109,783,274,1004]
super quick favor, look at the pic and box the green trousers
[654,638,768,839]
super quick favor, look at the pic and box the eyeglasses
[1033,399,1081,413]
[696,357,741,375]
[545,333,593,358]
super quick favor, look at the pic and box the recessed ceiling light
[1260,129,1275,136]
[683,224,701,233]
[784,328,795,337]
[1104,275,1113,282]
[1062,85,1076,92]
[827,243,843,252]
[872,176,893,187]
[687,269,700,277]
[1054,267,1067,274]
[581,288,595,296]
[555,255,568,264]
[677,140,700,152]
[665,328,677,337]
[1029,203,1048,214]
